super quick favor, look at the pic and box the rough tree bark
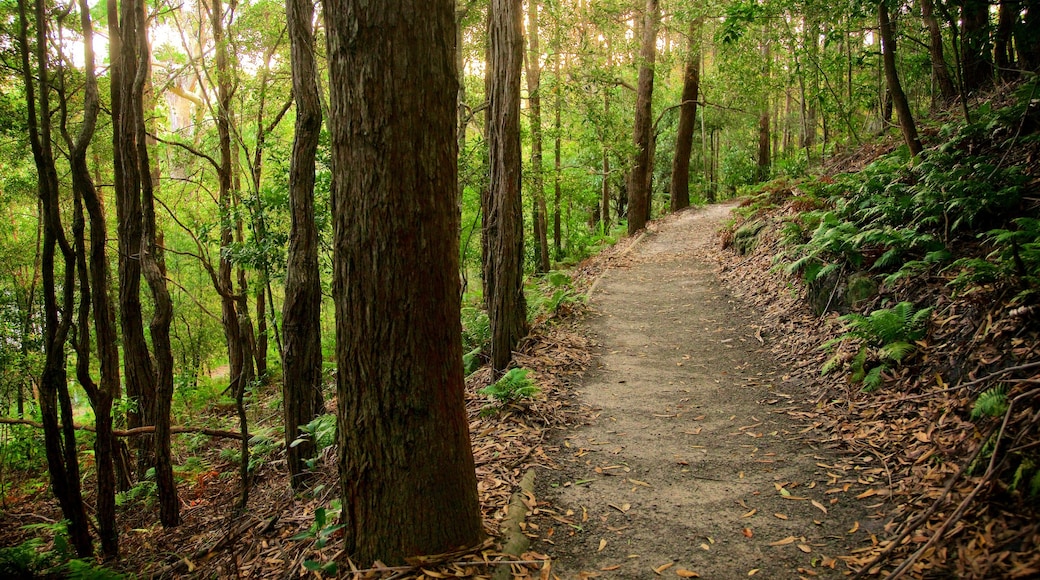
[627,0,659,235]
[18,0,93,557]
[919,0,957,107]
[282,0,324,490]
[485,0,529,374]
[994,0,1018,81]
[526,0,550,273]
[670,17,701,213]
[108,0,156,475]
[879,0,924,157]
[323,0,484,563]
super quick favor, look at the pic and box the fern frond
[971,386,1009,420]
[880,341,916,362]
[861,365,885,392]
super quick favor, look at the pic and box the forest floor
[530,204,877,578]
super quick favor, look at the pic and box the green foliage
[291,413,337,470]
[822,302,932,392]
[971,386,1010,420]
[291,502,344,576]
[116,467,157,508]
[527,271,583,322]
[480,368,540,410]
[0,523,126,579]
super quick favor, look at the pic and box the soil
[532,204,871,579]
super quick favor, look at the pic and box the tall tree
[670,16,702,213]
[526,0,550,273]
[18,0,92,557]
[919,0,957,107]
[110,0,180,527]
[879,0,923,157]
[63,0,125,554]
[109,0,155,475]
[485,0,529,374]
[959,0,993,93]
[756,37,771,182]
[626,0,659,234]
[282,0,324,490]
[323,0,483,563]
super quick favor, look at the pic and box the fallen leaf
[847,521,860,534]
[742,528,754,538]
[855,489,877,499]
[598,539,607,552]
[600,565,621,571]
[748,569,759,576]
[700,543,710,551]
[773,513,788,520]
[628,478,651,487]
[769,536,797,546]
[742,508,757,518]
[676,570,700,578]
[811,500,828,514]
[797,544,812,553]
[608,503,631,513]
[653,562,675,575]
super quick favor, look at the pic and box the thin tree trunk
[282,0,324,491]
[63,0,124,551]
[485,0,529,374]
[323,0,483,563]
[670,17,701,213]
[526,0,550,273]
[879,0,924,157]
[109,0,155,475]
[627,0,659,234]
[553,33,562,259]
[757,38,771,183]
[18,0,93,557]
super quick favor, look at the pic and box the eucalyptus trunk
[283,0,324,490]
[880,0,924,157]
[323,0,483,563]
[627,0,659,234]
[484,0,529,374]
[670,17,701,213]
[526,0,550,273]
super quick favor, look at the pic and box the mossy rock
[732,220,767,255]
[807,269,845,315]
[846,273,878,307]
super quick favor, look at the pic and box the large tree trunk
[959,0,993,93]
[994,0,1018,82]
[484,0,529,374]
[880,0,924,157]
[626,0,659,235]
[670,17,701,213]
[18,0,93,557]
[282,0,324,491]
[920,0,957,107]
[1019,3,1040,72]
[323,0,483,563]
[526,0,550,273]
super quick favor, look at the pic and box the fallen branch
[0,417,244,440]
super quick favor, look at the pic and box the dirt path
[533,205,868,579]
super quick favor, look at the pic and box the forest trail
[534,204,869,579]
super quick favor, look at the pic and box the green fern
[971,386,1009,419]
[480,368,539,405]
